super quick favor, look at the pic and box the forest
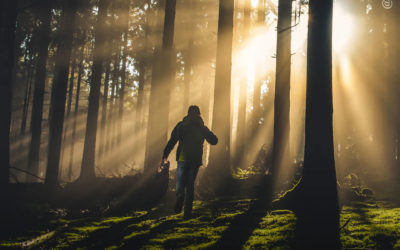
[1,0,400,249]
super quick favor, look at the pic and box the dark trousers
[176,161,200,214]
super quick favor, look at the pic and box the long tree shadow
[208,175,273,249]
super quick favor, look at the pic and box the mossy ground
[2,195,400,249]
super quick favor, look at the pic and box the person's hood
[182,114,204,127]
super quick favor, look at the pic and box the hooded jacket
[163,114,218,165]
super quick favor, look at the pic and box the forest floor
[1,176,400,249]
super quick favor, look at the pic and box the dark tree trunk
[235,0,251,169]
[183,0,194,111]
[108,53,120,153]
[27,0,52,182]
[118,1,130,145]
[136,60,145,132]
[271,0,292,183]
[206,0,234,177]
[183,40,193,110]
[0,0,18,186]
[297,0,340,247]
[144,0,177,173]
[45,0,77,186]
[251,0,265,132]
[99,56,111,166]
[68,44,85,181]
[21,66,34,135]
[79,0,108,181]
[59,45,78,180]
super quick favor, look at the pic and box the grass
[2,192,400,249]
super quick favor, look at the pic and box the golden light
[251,0,258,8]
[333,2,354,52]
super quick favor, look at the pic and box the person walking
[162,105,218,218]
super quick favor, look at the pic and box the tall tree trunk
[271,0,292,183]
[235,0,251,169]
[118,1,130,145]
[27,0,52,182]
[108,53,120,153]
[183,0,194,111]
[206,0,234,178]
[183,40,193,110]
[0,0,18,186]
[45,0,77,186]
[144,0,177,173]
[21,66,34,135]
[136,60,145,133]
[298,0,340,247]
[99,56,111,167]
[59,45,77,180]
[79,0,108,181]
[68,44,85,181]
[251,0,265,132]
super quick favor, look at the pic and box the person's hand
[162,158,168,164]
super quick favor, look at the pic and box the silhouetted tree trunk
[118,1,130,145]
[271,0,292,183]
[59,44,78,180]
[251,0,265,131]
[99,55,111,166]
[0,0,18,186]
[206,0,234,178]
[144,0,177,173]
[235,0,251,169]
[297,0,340,247]
[136,60,145,132]
[68,44,85,181]
[79,0,108,182]
[27,0,52,182]
[183,0,194,111]
[45,0,77,186]
[21,65,34,135]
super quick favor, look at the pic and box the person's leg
[175,161,186,213]
[184,164,200,217]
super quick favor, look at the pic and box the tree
[45,0,77,186]
[205,0,234,179]
[68,43,85,181]
[234,0,251,169]
[117,0,130,145]
[27,0,52,182]
[144,0,177,173]
[251,0,265,132]
[79,0,109,181]
[271,0,292,185]
[0,0,18,186]
[297,0,340,247]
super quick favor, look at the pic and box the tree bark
[99,55,111,167]
[298,0,340,247]
[207,0,234,177]
[0,0,18,186]
[79,0,108,181]
[271,0,292,183]
[68,44,85,181]
[235,0,251,169]
[45,0,77,186]
[27,0,52,182]
[251,0,265,132]
[117,0,130,145]
[144,0,177,173]
[21,65,34,135]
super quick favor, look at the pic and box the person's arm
[162,123,180,160]
[202,126,218,145]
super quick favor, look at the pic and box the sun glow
[251,0,258,8]
[333,3,354,52]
